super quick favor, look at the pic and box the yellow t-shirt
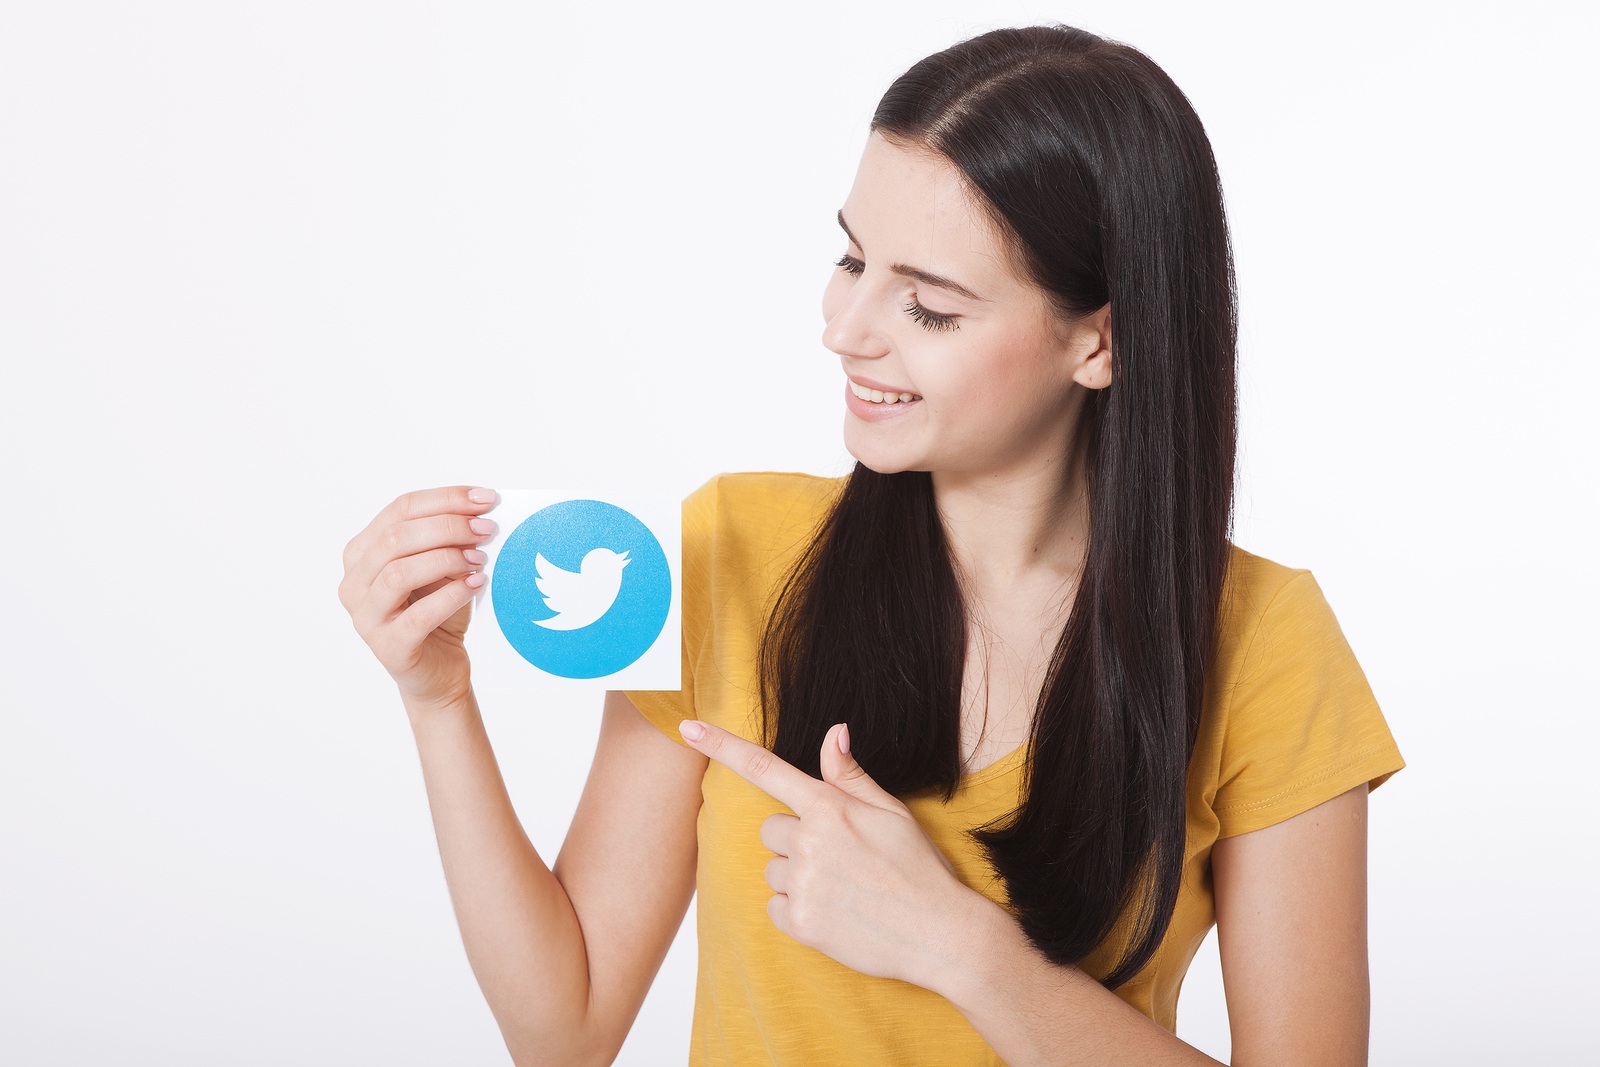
[627,472,1404,1065]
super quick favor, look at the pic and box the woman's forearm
[934,894,1226,1067]
[404,691,600,1066]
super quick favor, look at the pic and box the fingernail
[463,549,487,565]
[466,572,486,588]
[468,487,496,505]
[839,723,850,755]
[679,720,705,741]
[469,517,496,536]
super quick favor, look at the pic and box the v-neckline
[957,740,1031,787]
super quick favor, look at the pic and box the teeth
[850,381,921,405]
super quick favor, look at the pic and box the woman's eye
[833,253,958,331]
[904,299,959,332]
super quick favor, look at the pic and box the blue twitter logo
[490,500,672,679]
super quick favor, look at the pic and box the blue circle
[490,500,672,679]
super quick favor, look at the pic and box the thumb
[819,723,898,809]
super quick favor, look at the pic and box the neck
[931,443,1091,596]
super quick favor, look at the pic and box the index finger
[346,486,499,567]
[383,485,499,524]
[679,720,825,813]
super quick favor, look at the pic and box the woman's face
[821,132,1109,481]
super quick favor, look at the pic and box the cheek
[935,343,1040,419]
[942,341,1009,393]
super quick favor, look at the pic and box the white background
[2,2,1595,1064]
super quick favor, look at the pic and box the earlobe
[1071,305,1113,390]
[1076,347,1112,390]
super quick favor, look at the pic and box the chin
[842,422,919,475]
[853,455,914,475]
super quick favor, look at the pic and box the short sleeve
[621,477,718,749]
[1211,570,1405,838]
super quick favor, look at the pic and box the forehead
[841,133,1025,294]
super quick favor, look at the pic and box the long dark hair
[759,25,1237,988]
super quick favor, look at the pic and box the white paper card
[465,489,681,693]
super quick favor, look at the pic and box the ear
[1070,303,1113,390]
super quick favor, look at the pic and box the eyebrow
[836,210,988,303]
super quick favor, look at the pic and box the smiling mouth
[849,381,922,405]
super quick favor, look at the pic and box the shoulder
[685,471,845,551]
[689,470,844,515]
[1213,545,1355,681]
[1216,545,1314,633]
[1201,544,1404,836]
[637,473,846,731]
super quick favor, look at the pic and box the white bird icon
[532,548,631,631]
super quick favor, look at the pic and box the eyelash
[833,254,959,332]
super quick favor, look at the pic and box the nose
[820,274,890,362]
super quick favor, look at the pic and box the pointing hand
[677,718,977,988]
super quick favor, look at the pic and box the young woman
[339,25,1403,1067]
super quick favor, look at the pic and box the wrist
[925,887,1021,1005]
[934,895,1049,1011]
[401,685,479,723]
